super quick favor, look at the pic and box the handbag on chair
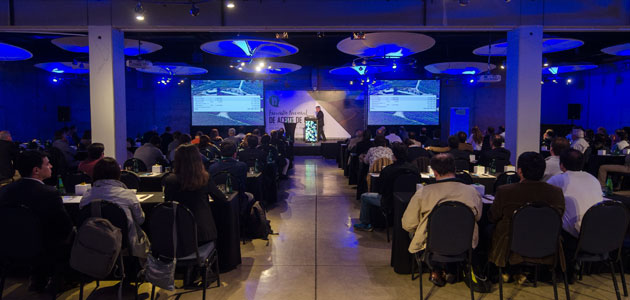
[145,205,177,291]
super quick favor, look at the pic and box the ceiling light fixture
[134,1,145,21]
[226,1,235,8]
[190,3,200,16]
[317,32,325,38]
[351,32,366,40]
[275,32,289,39]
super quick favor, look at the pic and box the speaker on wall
[568,104,581,120]
[58,106,71,122]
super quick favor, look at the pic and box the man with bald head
[0,130,18,184]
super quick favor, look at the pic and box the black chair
[383,171,420,242]
[76,200,142,300]
[415,201,476,300]
[155,156,170,168]
[493,171,520,194]
[123,158,148,173]
[62,171,92,194]
[574,201,628,300]
[148,202,220,300]
[455,159,470,172]
[455,171,473,185]
[499,202,570,300]
[492,159,509,174]
[412,156,431,173]
[120,171,141,190]
[44,147,69,186]
[0,205,53,300]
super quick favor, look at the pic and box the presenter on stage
[316,106,326,142]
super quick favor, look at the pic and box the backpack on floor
[245,200,273,241]
[70,200,123,279]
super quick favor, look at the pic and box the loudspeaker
[568,104,581,120]
[57,106,71,122]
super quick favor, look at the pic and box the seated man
[489,152,564,278]
[542,137,569,181]
[547,149,602,282]
[570,128,589,154]
[402,153,482,285]
[446,135,470,161]
[0,130,18,184]
[405,138,431,162]
[598,154,630,193]
[354,143,419,231]
[52,129,78,168]
[133,135,165,168]
[479,134,511,167]
[78,142,104,178]
[209,141,249,197]
[0,150,75,292]
[457,131,474,152]
[237,135,267,170]
[363,135,393,170]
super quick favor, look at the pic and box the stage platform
[292,140,343,158]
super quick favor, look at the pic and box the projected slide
[368,80,440,125]
[191,80,264,126]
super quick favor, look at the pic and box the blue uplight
[51,68,65,74]
[542,65,597,75]
[0,42,33,61]
[548,67,559,75]
[359,44,414,58]
[351,66,367,76]
[232,40,253,57]
[200,39,299,59]
[462,70,476,75]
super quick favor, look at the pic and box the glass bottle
[57,175,66,195]
[606,177,614,196]
[254,158,259,173]
[225,174,233,194]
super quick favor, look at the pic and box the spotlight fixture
[552,79,558,84]
[459,0,470,6]
[275,32,289,39]
[500,64,505,70]
[392,63,397,69]
[541,80,544,84]
[566,78,572,84]
[134,1,145,21]
[351,32,366,40]
[317,32,325,38]
[226,1,235,8]
[190,3,200,16]
[349,80,353,85]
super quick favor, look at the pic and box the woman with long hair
[163,144,225,245]
[468,126,484,151]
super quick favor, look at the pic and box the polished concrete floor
[1,156,626,299]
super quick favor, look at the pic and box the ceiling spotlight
[566,78,572,84]
[349,80,353,85]
[134,1,145,21]
[500,65,505,70]
[469,79,475,83]
[459,0,470,6]
[275,32,289,39]
[240,62,245,67]
[552,79,558,84]
[317,32,325,38]
[541,80,544,84]
[392,63,397,69]
[237,67,243,71]
[190,3,200,16]
[229,65,234,68]
[258,61,266,68]
[226,1,235,8]
[352,32,366,40]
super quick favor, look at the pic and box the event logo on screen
[367,80,440,125]
[191,80,264,126]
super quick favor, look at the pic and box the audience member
[170,133,191,161]
[446,135,470,161]
[547,149,602,282]
[347,129,363,151]
[584,129,595,145]
[468,126,484,151]
[542,137,569,181]
[570,128,589,154]
[598,154,630,192]
[236,126,247,140]
[405,138,430,162]
[402,153,482,285]
[590,133,611,153]
[167,131,182,157]
[0,130,18,183]
[418,127,429,146]
[498,125,505,139]
[481,126,496,152]
[198,135,220,161]
[78,143,104,178]
[224,128,241,146]
[80,157,148,258]
[142,126,159,145]
[133,135,165,168]
[270,130,290,178]
[209,141,249,196]
[209,128,223,146]
[612,129,629,153]
[353,130,374,155]
[363,135,393,169]
[191,131,204,145]
[52,129,77,168]
[541,129,555,148]
[385,127,403,144]
[479,134,511,167]
[354,143,419,231]
[488,152,564,272]
[78,130,91,151]
[164,144,223,245]
[597,127,612,148]
[398,126,409,140]
[238,135,267,169]
[457,131,474,152]
[0,150,74,292]
[160,126,174,154]
[257,134,279,167]
[406,131,423,147]
[68,125,80,147]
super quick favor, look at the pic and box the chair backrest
[63,171,92,194]
[123,158,147,172]
[119,171,141,190]
[391,171,421,204]
[510,202,562,259]
[455,171,473,185]
[582,147,592,167]
[78,200,130,248]
[577,200,628,255]
[155,156,170,168]
[426,201,476,256]
[412,156,431,173]
[454,159,470,172]
[494,171,520,193]
[0,205,43,259]
[493,159,509,174]
[148,202,199,260]
[47,146,68,179]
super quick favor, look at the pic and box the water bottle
[490,159,496,174]
[225,174,233,194]
[606,177,614,196]
[57,175,66,195]
[254,158,259,173]
[133,159,139,173]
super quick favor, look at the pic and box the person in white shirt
[547,149,602,282]
[363,135,393,169]
[570,128,589,154]
[542,137,570,181]
[612,129,629,153]
[385,127,403,144]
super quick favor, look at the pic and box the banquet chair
[62,171,92,194]
[493,171,520,194]
[148,202,220,300]
[0,205,52,300]
[415,201,476,300]
[573,201,628,300]
[455,159,470,172]
[384,170,420,242]
[76,200,142,300]
[412,156,431,173]
[123,158,148,173]
[120,171,141,190]
[498,202,570,300]
[455,171,473,185]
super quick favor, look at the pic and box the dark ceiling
[1,31,629,75]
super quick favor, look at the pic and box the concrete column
[88,26,127,161]
[505,26,543,166]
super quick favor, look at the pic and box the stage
[292,140,344,158]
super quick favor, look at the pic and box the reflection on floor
[1,157,624,299]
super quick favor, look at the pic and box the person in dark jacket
[0,130,18,183]
[163,144,224,244]
[0,150,74,292]
[238,135,267,170]
[479,134,511,167]
[209,141,249,196]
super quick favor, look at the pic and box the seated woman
[163,143,225,245]
[80,157,149,258]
